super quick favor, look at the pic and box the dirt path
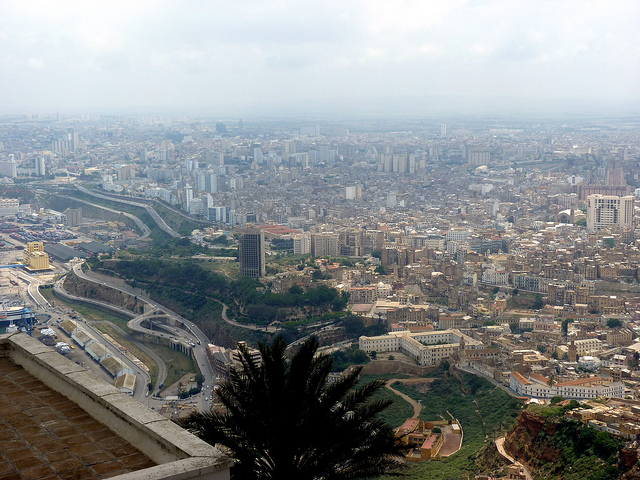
[385,379,428,418]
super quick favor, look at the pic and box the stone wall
[360,360,438,376]
[1,333,232,480]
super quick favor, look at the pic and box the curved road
[55,195,151,239]
[74,184,180,238]
[53,277,153,403]
[72,263,215,411]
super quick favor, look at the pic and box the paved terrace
[0,332,231,480]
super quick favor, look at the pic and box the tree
[532,294,544,310]
[607,318,622,329]
[179,337,403,480]
[562,318,573,338]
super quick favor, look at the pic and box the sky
[1,0,639,117]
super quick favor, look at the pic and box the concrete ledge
[1,333,232,480]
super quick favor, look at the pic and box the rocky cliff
[63,273,146,314]
[501,407,638,480]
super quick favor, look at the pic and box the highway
[13,270,49,309]
[74,184,180,238]
[52,276,153,404]
[54,195,151,239]
[71,263,215,411]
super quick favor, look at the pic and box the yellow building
[23,242,51,271]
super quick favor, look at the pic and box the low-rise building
[359,329,482,366]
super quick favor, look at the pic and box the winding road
[74,184,180,238]
[54,195,151,239]
[71,263,216,411]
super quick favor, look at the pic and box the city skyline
[1,0,639,116]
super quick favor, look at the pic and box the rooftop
[0,333,232,480]
[0,356,155,479]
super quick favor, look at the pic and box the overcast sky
[1,0,639,117]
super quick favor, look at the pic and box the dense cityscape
[0,112,639,479]
[2,0,640,478]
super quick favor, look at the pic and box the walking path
[386,380,423,418]
[385,378,464,458]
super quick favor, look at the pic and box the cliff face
[501,408,640,480]
[503,410,562,467]
[63,274,145,314]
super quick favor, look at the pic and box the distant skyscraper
[607,167,625,186]
[35,157,45,176]
[440,124,447,137]
[239,228,265,278]
[71,131,79,151]
[184,185,194,211]
[468,147,491,166]
[0,155,18,178]
[345,185,362,200]
[253,147,264,164]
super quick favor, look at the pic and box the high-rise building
[64,208,82,227]
[586,194,634,232]
[35,157,46,176]
[184,185,193,212]
[239,228,265,278]
[311,233,340,257]
[293,234,311,255]
[345,185,362,200]
[468,147,491,166]
[0,155,18,178]
[117,165,136,181]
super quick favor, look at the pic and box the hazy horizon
[2,1,639,118]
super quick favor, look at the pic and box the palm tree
[179,336,404,480]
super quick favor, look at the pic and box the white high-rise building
[184,185,194,211]
[586,194,634,232]
[293,234,311,255]
[386,193,397,208]
[0,155,17,178]
[253,147,264,164]
[345,185,362,200]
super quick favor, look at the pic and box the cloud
[1,0,639,112]
[27,57,45,69]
